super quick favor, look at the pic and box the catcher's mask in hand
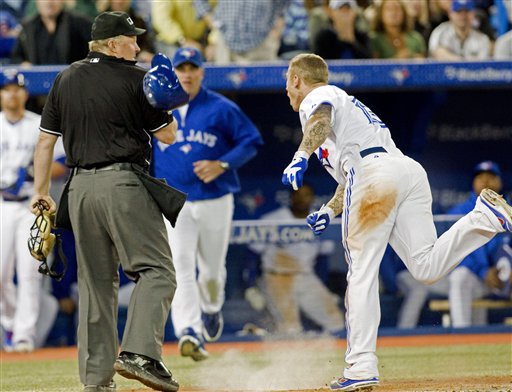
[27,201,67,281]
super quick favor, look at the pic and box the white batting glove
[307,205,335,236]
[282,151,310,190]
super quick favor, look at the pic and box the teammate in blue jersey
[152,47,263,361]
[445,161,508,327]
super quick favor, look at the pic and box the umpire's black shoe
[114,351,179,392]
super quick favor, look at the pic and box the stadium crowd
[0,0,511,65]
[1,0,511,354]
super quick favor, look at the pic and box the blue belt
[360,147,387,158]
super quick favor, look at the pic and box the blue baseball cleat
[3,330,13,352]
[178,328,209,362]
[480,188,512,232]
[202,311,224,342]
[330,376,379,391]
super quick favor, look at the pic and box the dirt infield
[2,333,511,391]
[3,333,510,362]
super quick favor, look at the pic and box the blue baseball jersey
[152,87,263,201]
[448,192,503,280]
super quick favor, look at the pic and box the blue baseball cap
[452,0,475,12]
[473,161,501,178]
[172,47,203,68]
[1,70,25,89]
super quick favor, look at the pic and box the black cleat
[114,351,179,392]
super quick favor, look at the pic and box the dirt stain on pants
[358,184,397,231]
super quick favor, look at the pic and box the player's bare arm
[326,184,345,216]
[298,104,332,155]
[31,132,58,214]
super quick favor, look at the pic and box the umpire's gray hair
[88,35,124,53]
[289,54,328,85]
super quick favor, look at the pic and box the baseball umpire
[31,11,184,392]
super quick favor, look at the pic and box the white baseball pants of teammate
[0,199,42,347]
[341,153,505,380]
[165,193,234,338]
[448,266,488,327]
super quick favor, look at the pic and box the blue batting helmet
[143,54,189,111]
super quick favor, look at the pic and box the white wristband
[319,204,335,221]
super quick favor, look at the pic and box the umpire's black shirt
[40,51,173,169]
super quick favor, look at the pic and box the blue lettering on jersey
[352,97,387,128]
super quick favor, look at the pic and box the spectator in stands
[308,0,331,50]
[279,0,311,59]
[106,0,154,63]
[428,0,491,60]
[24,0,99,19]
[313,0,372,60]
[1,70,63,352]
[428,0,451,34]
[495,30,512,59]
[10,0,92,65]
[369,0,426,59]
[248,184,344,336]
[403,0,431,43]
[194,0,290,64]
[151,0,209,59]
[392,161,507,328]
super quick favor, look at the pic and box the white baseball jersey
[299,85,403,187]
[1,110,64,349]
[298,85,506,380]
[249,207,335,273]
[0,110,40,198]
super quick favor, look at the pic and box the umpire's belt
[360,146,387,158]
[72,162,137,175]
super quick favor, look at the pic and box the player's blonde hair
[289,54,328,85]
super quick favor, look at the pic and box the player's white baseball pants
[448,266,488,327]
[341,153,504,379]
[0,200,42,346]
[165,193,234,338]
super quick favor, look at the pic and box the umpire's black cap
[91,11,145,40]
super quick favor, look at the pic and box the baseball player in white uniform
[281,54,512,391]
[249,185,344,335]
[0,71,63,352]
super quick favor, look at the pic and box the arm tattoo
[327,184,344,216]
[299,104,332,155]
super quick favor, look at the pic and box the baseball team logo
[317,147,333,169]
